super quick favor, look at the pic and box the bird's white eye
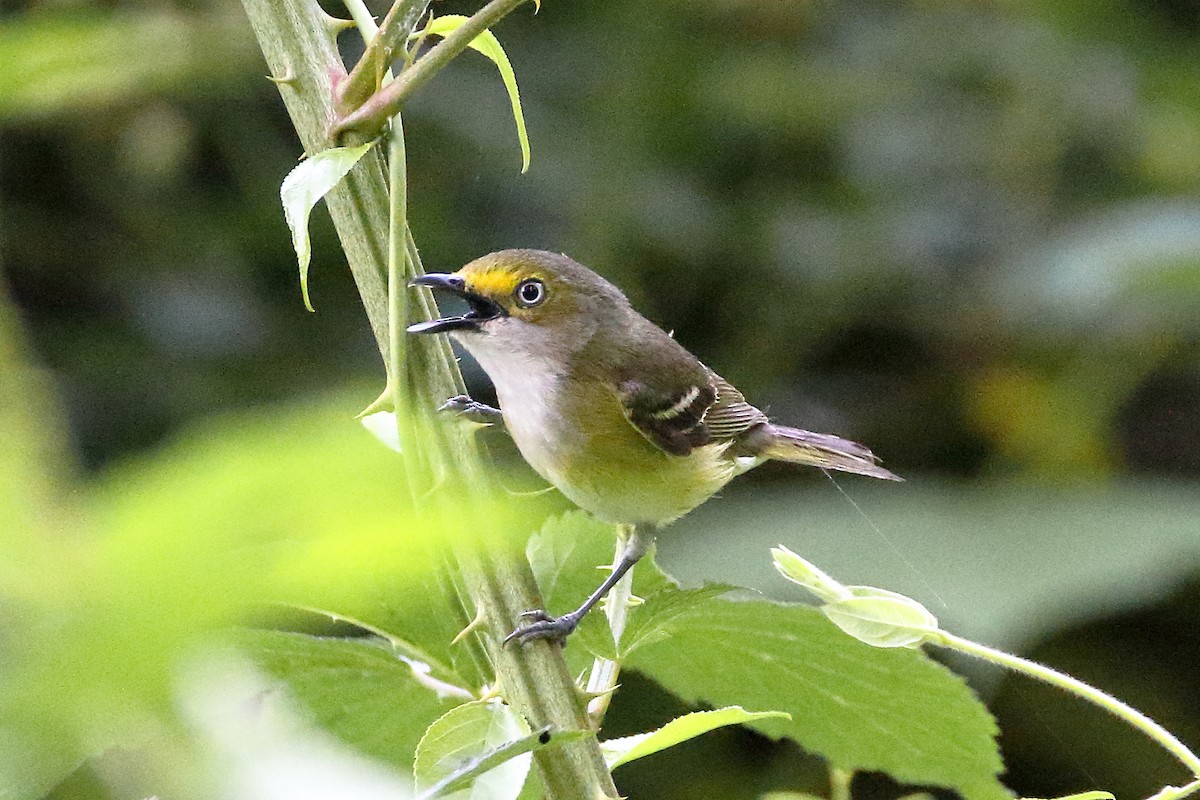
[515,278,547,308]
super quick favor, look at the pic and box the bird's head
[408,249,626,357]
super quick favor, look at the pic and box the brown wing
[618,369,767,456]
[617,377,716,456]
[701,372,769,441]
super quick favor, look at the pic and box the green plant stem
[829,767,853,800]
[239,0,619,796]
[385,115,417,485]
[586,528,633,724]
[333,0,530,141]
[337,0,433,114]
[341,0,380,40]
[933,631,1200,777]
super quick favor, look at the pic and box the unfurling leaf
[601,706,790,769]
[279,142,374,310]
[412,16,530,173]
[822,587,940,649]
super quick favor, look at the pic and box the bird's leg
[438,394,504,426]
[505,526,654,646]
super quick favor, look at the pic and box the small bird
[409,249,899,644]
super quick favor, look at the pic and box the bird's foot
[503,609,582,646]
[438,395,503,426]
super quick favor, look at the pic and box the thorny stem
[336,0,433,114]
[239,0,619,794]
[384,114,412,453]
[933,631,1200,778]
[333,0,531,141]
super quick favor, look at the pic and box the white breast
[454,334,575,487]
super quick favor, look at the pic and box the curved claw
[503,610,582,646]
[438,395,503,426]
[437,395,474,414]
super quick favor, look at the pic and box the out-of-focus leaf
[182,658,416,800]
[0,11,257,120]
[231,630,466,775]
[626,596,1007,800]
[280,144,375,311]
[413,15,530,173]
[994,200,1200,330]
[0,280,69,548]
[0,394,468,797]
[601,706,790,769]
[413,701,532,800]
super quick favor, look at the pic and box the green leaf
[280,143,374,311]
[414,15,530,173]
[232,629,464,774]
[355,568,495,692]
[526,512,676,669]
[619,585,735,657]
[601,706,790,769]
[526,513,621,666]
[625,596,1008,800]
[414,701,535,800]
[1020,793,1115,800]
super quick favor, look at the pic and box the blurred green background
[3,0,1200,796]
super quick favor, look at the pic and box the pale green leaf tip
[770,545,849,603]
[413,14,532,175]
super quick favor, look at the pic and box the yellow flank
[500,370,738,525]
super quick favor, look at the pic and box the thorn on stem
[267,69,297,87]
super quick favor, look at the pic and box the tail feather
[754,424,902,481]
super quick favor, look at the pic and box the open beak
[407,273,506,334]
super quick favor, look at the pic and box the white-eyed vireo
[409,249,899,644]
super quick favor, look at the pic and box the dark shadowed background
[3,0,1200,796]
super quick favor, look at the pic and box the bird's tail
[751,423,902,481]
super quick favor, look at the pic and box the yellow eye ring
[514,278,547,308]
